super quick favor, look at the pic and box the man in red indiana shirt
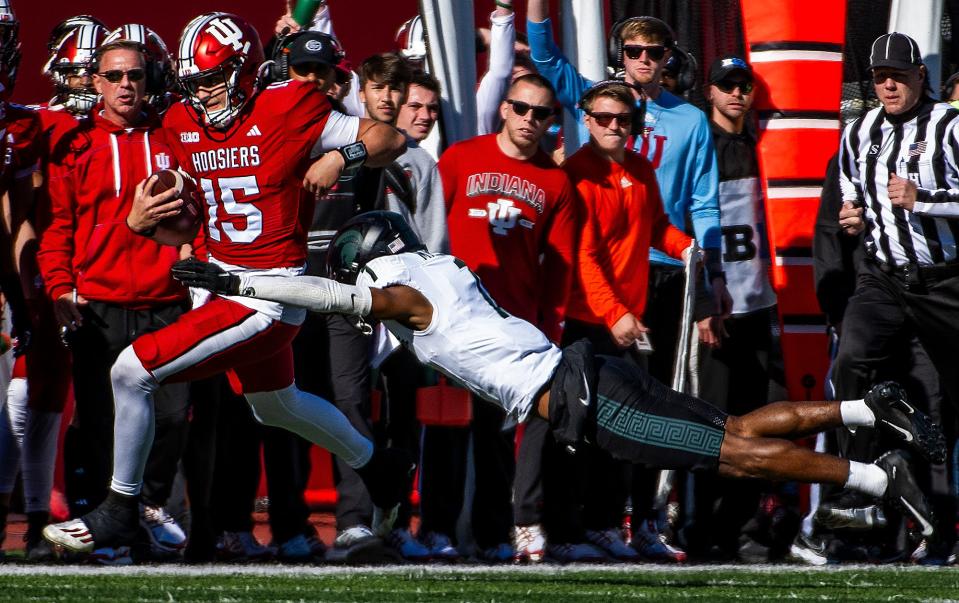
[436,73,577,562]
[43,13,408,554]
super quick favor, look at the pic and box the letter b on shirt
[722,225,756,263]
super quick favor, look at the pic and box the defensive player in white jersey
[174,211,948,541]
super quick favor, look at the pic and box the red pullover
[38,106,186,307]
[564,145,691,329]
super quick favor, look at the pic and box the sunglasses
[586,110,632,127]
[623,45,667,61]
[714,79,754,94]
[872,70,913,85]
[506,99,555,120]
[97,68,146,83]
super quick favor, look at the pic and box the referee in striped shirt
[835,33,959,442]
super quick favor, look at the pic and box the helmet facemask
[179,58,247,128]
[50,64,98,114]
[0,21,20,95]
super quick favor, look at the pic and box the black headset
[664,44,698,96]
[269,29,303,83]
[607,15,676,69]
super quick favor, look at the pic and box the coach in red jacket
[37,39,190,536]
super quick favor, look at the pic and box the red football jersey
[439,134,578,343]
[32,103,85,161]
[1,103,42,186]
[164,80,331,269]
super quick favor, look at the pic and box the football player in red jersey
[41,21,106,117]
[43,12,409,554]
[0,0,65,561]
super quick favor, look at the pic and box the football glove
[171,259,240,295]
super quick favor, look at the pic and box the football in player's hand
[152,169,202,247]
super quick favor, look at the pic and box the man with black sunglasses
[437,73,578,562]
[562,80,695,561]
[681,55,780,561]
[37,39,193,565]
[527,0,728,563]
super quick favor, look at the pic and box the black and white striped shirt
[838,99,959,266]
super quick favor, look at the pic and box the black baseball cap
[869,32,923,71]
[287,32,337,69]
[708,55,751,83]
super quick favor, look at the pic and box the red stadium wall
[9,1,553,105]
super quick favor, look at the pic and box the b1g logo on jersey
[180,131,200,143]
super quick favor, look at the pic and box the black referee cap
[869,32,923,71]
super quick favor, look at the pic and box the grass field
[0,565,957,602]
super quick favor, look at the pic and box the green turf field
[0,565,957,602]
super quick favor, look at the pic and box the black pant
[834,261,959,412]
[64,299,189,517]
[378,348,423,529]
[833,262,959,549]
[293,312,374,530]
[687,308,776,555]
[563,319,642,534]
[418,400,515,549]
[183,375,254,561]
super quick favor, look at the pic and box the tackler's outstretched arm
[171,259,433,329]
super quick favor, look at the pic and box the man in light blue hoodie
[525,1,731,562]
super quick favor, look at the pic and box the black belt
[871,259,959,287]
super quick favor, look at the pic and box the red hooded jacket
[38,105,186,308]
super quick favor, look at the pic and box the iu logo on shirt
[636,134,667,169]
[488,199,522,235]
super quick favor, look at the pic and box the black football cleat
[356,448,415,536]
[864,381,947,464]
[43,497,138,554]
[875,450,936,539]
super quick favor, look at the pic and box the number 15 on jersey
[199,176,263,243]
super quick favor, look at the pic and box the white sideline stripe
[775,256,815,266]
[0,563,948,576]
[767,187,822,199]
[750,50,843,63]
[760,119,840,130]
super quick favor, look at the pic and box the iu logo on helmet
[206,17,248,53]
[488,199,522,236]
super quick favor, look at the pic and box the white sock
[109,346,159,497]
[840,399,875,431]
[22,409,61,513]
[245,385,374,468]
[845,460,888,498]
